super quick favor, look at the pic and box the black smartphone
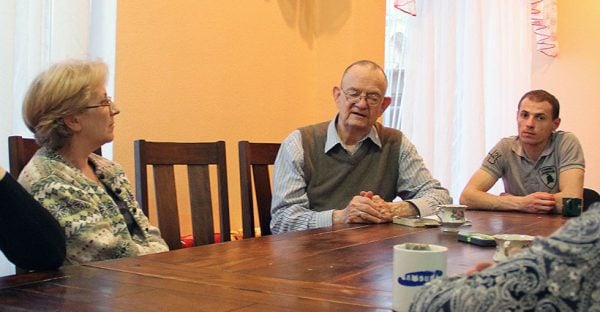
[458,232,496,247]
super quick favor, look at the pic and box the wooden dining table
[0,210,567,311]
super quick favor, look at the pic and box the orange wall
[114,1,600,236]
[114,1,386,232]
[532,0,600,191]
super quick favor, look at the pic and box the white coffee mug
[492,234,534,262]
[392,243,447,312]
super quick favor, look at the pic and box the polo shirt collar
[513,132,556,159]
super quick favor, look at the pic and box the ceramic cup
[435,204,467,232]
[392,243,447,312]
[492,234,534,262]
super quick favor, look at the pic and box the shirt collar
[324,115,382,153]
[513,132,556,159]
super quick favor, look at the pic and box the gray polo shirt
[481,131,585,196]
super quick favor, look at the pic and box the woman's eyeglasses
[85,96,118,113]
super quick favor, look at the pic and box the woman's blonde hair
[22,59,108,150]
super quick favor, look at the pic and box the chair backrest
[238,141,281,238]
[134,140,230,250]
[8,136,102,178]
[8,136,40,178]
[583,188,600,211]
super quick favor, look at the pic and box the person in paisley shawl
[18,60,169,265]
[410,202,600,311]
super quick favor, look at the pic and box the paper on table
[393,216,440,227]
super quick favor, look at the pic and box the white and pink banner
[394,0,558,57]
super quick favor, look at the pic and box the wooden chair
[8,136,102,178]
[134,140,230,250]
[8,136,40,178]
[238,141,281,238]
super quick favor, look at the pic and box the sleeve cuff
[406,198,436,217]
[315,210,334,228]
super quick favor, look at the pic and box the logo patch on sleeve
[486,150,502,164]
[539,166,557,189]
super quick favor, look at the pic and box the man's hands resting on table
[332,191,419,225]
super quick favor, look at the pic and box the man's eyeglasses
[86,96,117,113]
[342,89,382,106]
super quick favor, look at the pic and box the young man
[460,90,584,213]
[270,60,451,233]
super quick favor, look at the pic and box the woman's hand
[466,261,494,276]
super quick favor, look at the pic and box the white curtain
[384,0,533,203]
[0,0,116,277]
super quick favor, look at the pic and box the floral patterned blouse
[18,148,169,265]
[410,203,600,312]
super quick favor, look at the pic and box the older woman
[18,60,168,265]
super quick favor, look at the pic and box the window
[0,0,116,277]
[382,0,534,203]
[383,0,408,129]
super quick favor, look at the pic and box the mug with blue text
[392,243,447,312]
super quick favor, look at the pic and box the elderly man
[460,89,585,213]
[270,60,451,234]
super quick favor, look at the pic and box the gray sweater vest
[300,122,401,212]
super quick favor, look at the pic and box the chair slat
[252,165,273,236]
[153,164,181,250]
[188,165,215,245]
